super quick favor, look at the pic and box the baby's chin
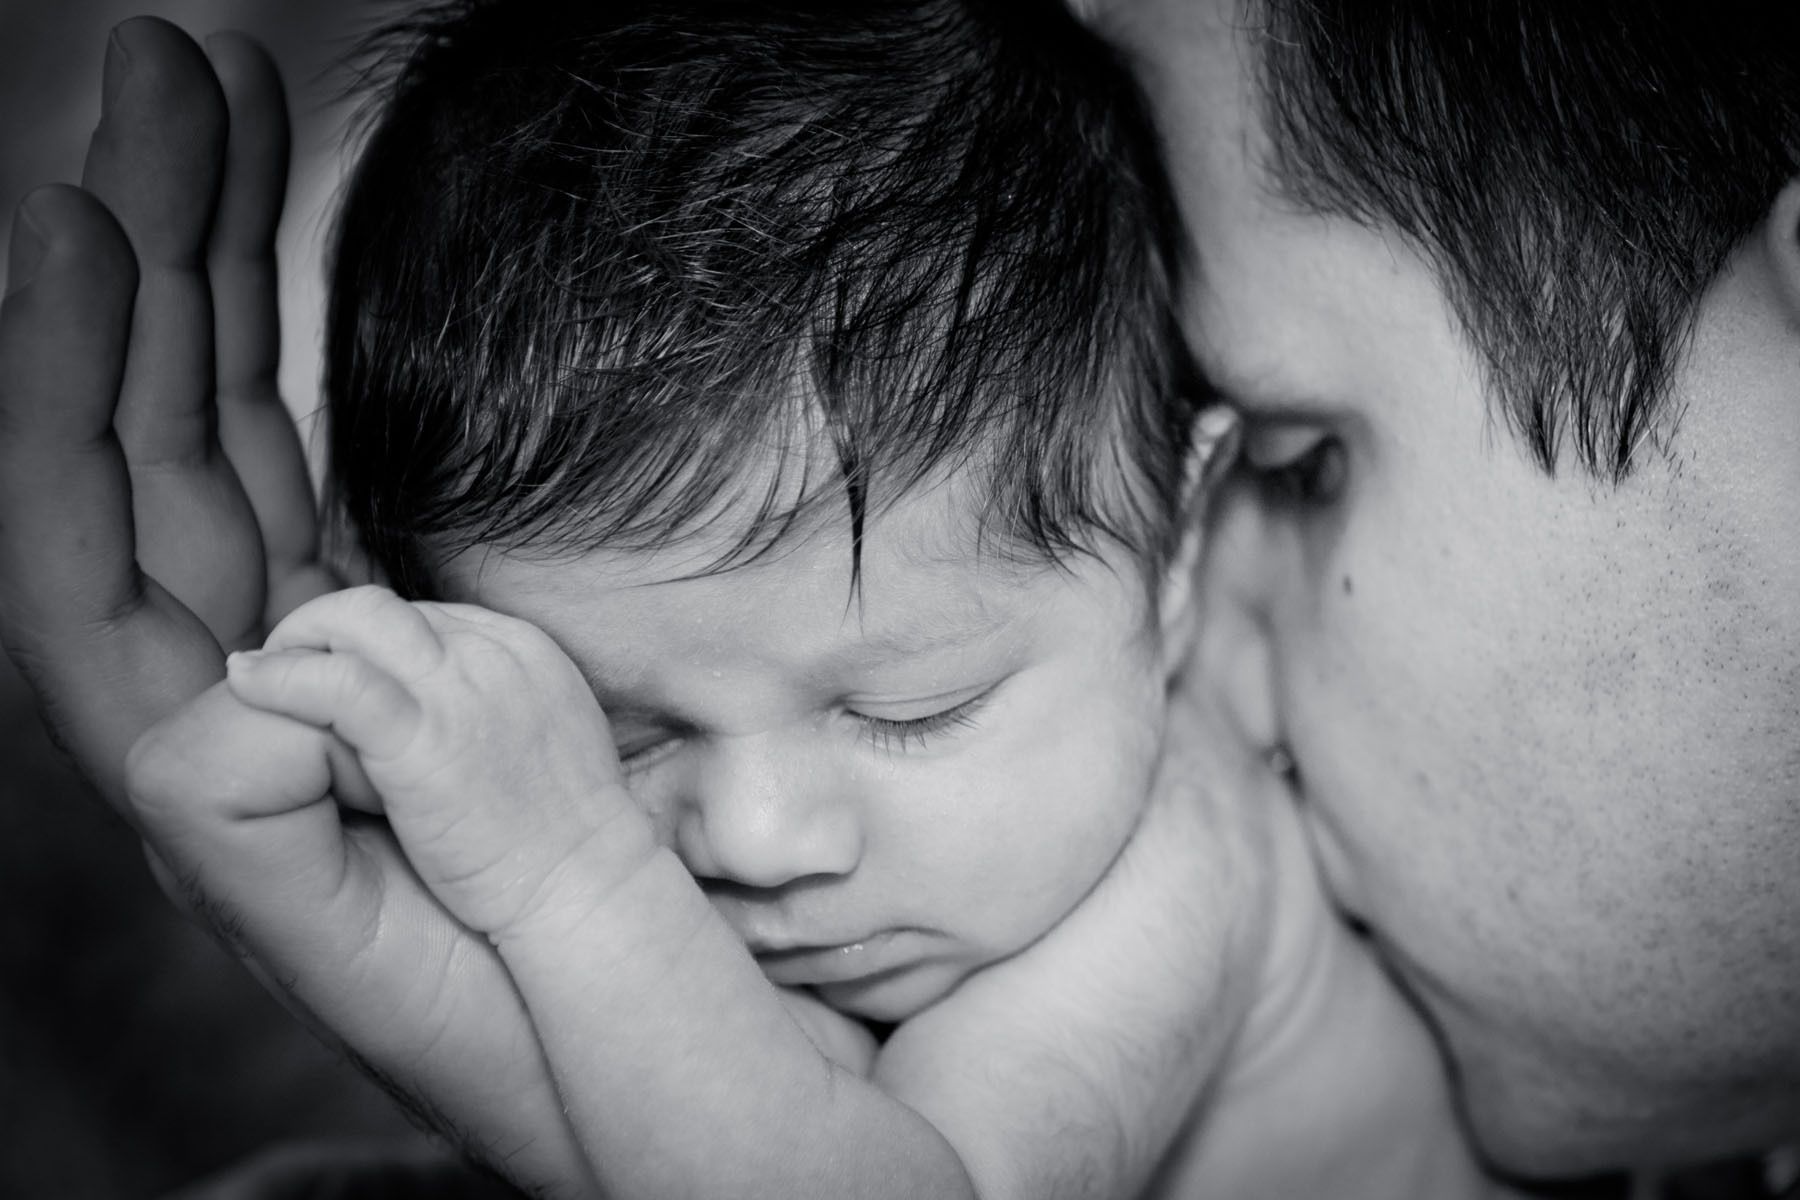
[813,956,976,1024]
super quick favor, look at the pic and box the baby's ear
[1155,405,1240,655]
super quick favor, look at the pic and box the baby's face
[435,481,1192,1022]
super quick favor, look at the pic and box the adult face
[1097,0,1800,1175]
[434,478,1192,1026]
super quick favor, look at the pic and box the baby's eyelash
[854,692,991,754]
[616,735,681,778]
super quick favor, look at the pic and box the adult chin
[1445,1024,1657,1180]
[1402,962,1800,1181]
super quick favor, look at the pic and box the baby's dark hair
[325,0,1193,598]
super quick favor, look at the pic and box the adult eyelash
[1260,437,1346,506]
[855,692,991,754]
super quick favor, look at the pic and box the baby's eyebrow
[830,606,1012,668]
[569,596,1019,716]
[570,661,655,713]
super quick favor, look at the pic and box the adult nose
[672,733,864,890]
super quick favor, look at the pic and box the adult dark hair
[325,0,1191,598]
[1256,1,1800,479]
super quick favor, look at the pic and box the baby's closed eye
[844,686,997,754]
[604,680,1005,776]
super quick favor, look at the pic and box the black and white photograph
[1,2,1796,1197]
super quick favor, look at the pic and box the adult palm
[0,19,593,1195]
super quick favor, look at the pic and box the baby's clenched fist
[228,584,657,938]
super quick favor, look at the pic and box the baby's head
[325,0,1214,1021]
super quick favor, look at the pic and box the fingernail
[5,197,49,298]
[102,26,132,114]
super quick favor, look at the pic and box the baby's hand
[226,585,657,939]
[125,674,599,1195]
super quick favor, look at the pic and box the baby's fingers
[228,646,422,763]
[263,585,445,685]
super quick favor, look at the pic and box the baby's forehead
[439,427,1034,581]
[431,476,1150,667]
[438,471,1048,603]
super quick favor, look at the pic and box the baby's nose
[674,735,864,889]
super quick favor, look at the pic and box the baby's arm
[226,585,1240,1199]
[228,586,967,1198]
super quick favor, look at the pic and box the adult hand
[0,20,592,1192]
[0,29,858,1182]
[0,17,331,808]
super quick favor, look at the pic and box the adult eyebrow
[1205,364,1334,420]
[1192,334,1340,416]
[1206,366,1372,447]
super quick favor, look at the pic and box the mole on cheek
[1342,575,1354,597]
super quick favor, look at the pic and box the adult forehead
[1095,0,1259,205]
[1096,0,1440,395]
[1090,0,1304,299]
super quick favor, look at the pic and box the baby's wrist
[488,837,727,1046]
[486,811,672,949]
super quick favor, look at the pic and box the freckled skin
[1097,0,1800,1175]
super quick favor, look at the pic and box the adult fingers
[205,32,325,609]
[84,17,266,644]
[0,185,225,805]
[85,16,223,462]
[0,187,138,642]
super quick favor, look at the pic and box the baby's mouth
[752,930,905,987]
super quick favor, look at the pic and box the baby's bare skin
[229,587,656,938]
[230,584,883,1076]
[205,580,1507,1199]
[215,580,1220,1198]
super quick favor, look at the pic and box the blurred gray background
[1,2,421,1195]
